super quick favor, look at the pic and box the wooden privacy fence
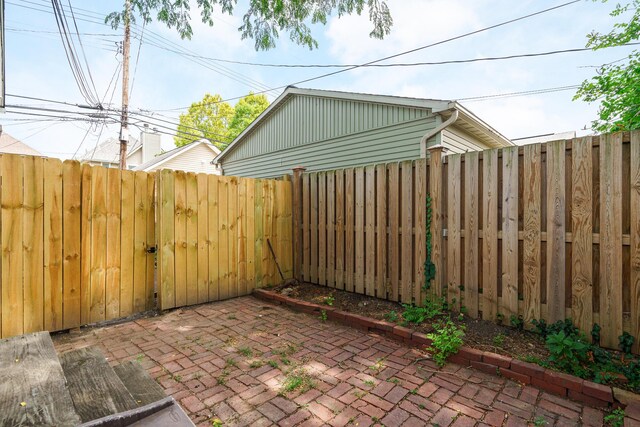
[293,160,429,304]
[0,155,155,339]
[156,171,293,310]
[293,131,640,352]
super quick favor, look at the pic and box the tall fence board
[156,172,292,310]
[294,131,640,352]
[0,156,155,339]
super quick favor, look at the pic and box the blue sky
[1,0,636,159]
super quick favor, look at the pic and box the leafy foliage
[546,331,590,377]
[427,320,465,367]
[401,297,445,324]
[423,194,436,290]
[604,408,625,427]
[574,0,640,132]
[107,0,393,50]
[619,332,635,355]
[384,310,399,323]
[175,92,268,149]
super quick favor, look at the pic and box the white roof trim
[139,140,220,172]
[438,102,514,147]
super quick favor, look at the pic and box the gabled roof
[76,136,140,164]
[216,86,511,162]
[134,139,220,172]
[0,132,42,156]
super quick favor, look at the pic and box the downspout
[420,109,459,158]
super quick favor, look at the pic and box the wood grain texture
[447,154,462,312]
[571,137,593,334]
[546,140,566,324]
[414,159,427,304]
[90,166,108,323]
[120,171,135,317]
[345,169,355,293]
[301,174,310,282]
[185,172,199,305]
[133,171,148,313]
[145,173,156,310]
[522,144,541,326]
[208,175,219,300]
[599,133,623,349]
[318,172,327,286]
[400,161,413,303]
[0,332,81,426]
[158,169,175,310]
[237,178,247,295]
[482,149,499,321]
[60,346,137,422]
[197,174,209,303]
[376,164,388,300]
[80,164,93,323]
[218,176,230,298]
[2,155,24,337]
[310,173,318,284]
[254,179,263,288]
[388,163,400,301]
[630,131,640,353]
[365,165,376,296]
[355,167,365,294]
[327,171,336,288]
[113,361,166,406]
[502,146,519,319]
[23,156,44,334]
[335,169,345,290]
[428,148,444,297]
[44,159,63,332]
[105,168,121,321]
[245,178,255,292]
[62,161,81,329]
[228,177,239,294]
[464,151,479,317]
[173,171,187,307]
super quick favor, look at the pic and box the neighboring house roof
[512,131,577,145]
[215,86,513,163]
[134,139,221,172]
[0,132,42,156]
[76,136,140,164]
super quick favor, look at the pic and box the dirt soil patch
[271,282,550,362]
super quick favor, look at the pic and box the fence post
[292,166,306,282]
[428,145,445,297]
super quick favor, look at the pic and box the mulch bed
[271,281,549,362]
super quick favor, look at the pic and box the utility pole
[118,0,131,169]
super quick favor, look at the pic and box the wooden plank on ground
[464,151,479,317]
[571,137,593,334]
[62,161,81,329]
[355,167,365,294]
[0,332,81,426]
[145,173,155,310]
[22,156,43,334]
[388,163,400,301]
[238,178,247,295]
[447,154,462,312]
[218,176,230,298]
[60,346,137,422]
[414,159,427,304]
[365,165,376,296]
[208,175,219,301]
[327,171,336,288]
[80,164,93,323]
[599,133,623,349]
[246,178,256,293]
[185,172,198,305]
[546,140,566,324]
[376,164,388,300]
[197,174,209,303]
[113,361,166,406]
[523,144,542,326]
[310,173,318,284]
[483,149,498,321]
[133,171,147,313]
[318,172,327,286]
[120,170,135,317]
[158,169,175,310]
[345,169,355,293]
[90,166,108,323]
[229,177,240,294]
[631,130,640,353]
[105,168,121,321]
[502,146,519,319]
[173,171,187,307]
[335,170,345,290]
[401,161,413,303]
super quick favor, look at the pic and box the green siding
[222,117,437,178]
[223,94,431,163]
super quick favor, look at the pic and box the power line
[456,85,582,102]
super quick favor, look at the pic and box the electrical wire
[128,21,145,101]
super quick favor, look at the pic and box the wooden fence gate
[156,170,293,310]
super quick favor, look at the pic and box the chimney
[140,124,162,163]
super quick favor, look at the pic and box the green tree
[107,0,392,50]
[175,93,269,149]
[574,0,640,132]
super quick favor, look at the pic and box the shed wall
[441,125,488,153]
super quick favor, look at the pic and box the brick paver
[53,296,610,426]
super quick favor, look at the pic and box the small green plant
[401,297,445,324]
[320,310,328,322]
[604,408,625,427]
[172,374,182,382]
[225,358,238,368]
[268,360,279,369]
[324,295,335,306]
[591,323,601,345]
[409,388,418,395]
[135,354,144,362]
[353,390,367,398]
[496,313,504,325]
[280,357,291,366]
[546,331,589,377]
[369,358,385,373]
[460,305,468,315]
[532,416,548,426]
[210,417,223,427]
[531,319,548,337]
[387,377,400,385]
[510,315,524,331]
[364,380,375,387]
[418,403,426,410]
[427,319,466,367]
[493,333,506,348]
[385,311,399,323]
[238,346,253,357]
[621,360,640,390]
[619,332,635,355]
[227,314,236,320]
[249,360,264,369]
[281,369,315,394]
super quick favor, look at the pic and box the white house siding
[148,144,220,174]
[127,149,143,167]
[441,126,487,154]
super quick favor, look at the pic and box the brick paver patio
[53,296,609,426]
